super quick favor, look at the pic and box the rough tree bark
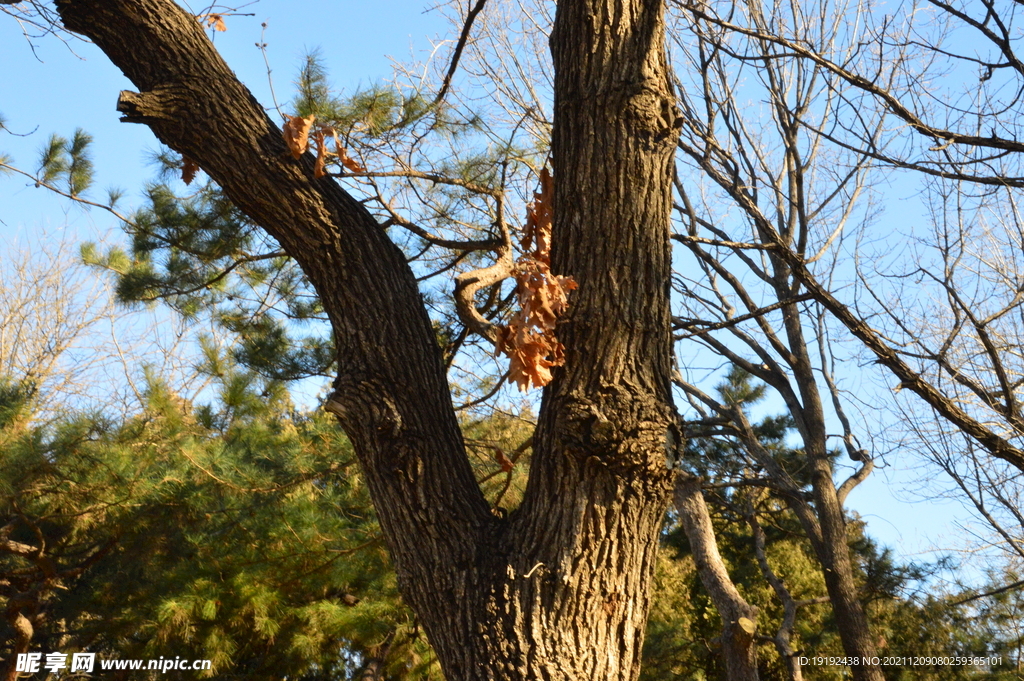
[52,0,681,679]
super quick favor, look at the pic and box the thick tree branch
[675,475,760,680]
[432,0,488,108]
[53,0,495,648]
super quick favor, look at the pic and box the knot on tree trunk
[556,392,678,474]
[624,86,683,144]
[327,378,404,440]
[118,86,190,128]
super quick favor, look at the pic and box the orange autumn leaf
[510,334,559,390]
[282,120,367,177]
[514,262,577,332]
[339,149,366,173]
[197,13,227,31]
[180,156,200,186]
[522,167,553,262]
[326,128,366,173]
[496,321,566,392]
[312,130,329,179]
[283,114,315,160]
[494,448,514,473]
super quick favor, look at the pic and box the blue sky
[1,1,449,240]
[0,1,990,582]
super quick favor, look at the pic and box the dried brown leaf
[513,262,577,332]
[339,151,366,173]
[523,167,553,261]
[495,166,574,391]
[197,13,227,31]
[180,156,200,186]
[494,448,514,473]
[323,127,365,173]
[312,130,328,179]
[496,325,564,391]
[283,114,315,160]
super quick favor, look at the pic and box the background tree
[0,230,201,421]
[0,203,530,680]
[673,0,1024,605]
[646,370,1017,681]
[664,0,894,675]
[1,364,446,680]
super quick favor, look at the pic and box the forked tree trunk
[54,0,682,679]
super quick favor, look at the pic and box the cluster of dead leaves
[496,168,577,391]
[282,114,365,178]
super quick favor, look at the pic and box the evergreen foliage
[36,129,93,195]
[0,366,440,679]
[82,178,335,382]
[3,360,1015,678]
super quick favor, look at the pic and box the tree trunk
[53,0,681,679]
[747,501,804,681]
[733,408,884,681]
[807,466,885,681]
[767,267,884,681]
[3,609,34,681]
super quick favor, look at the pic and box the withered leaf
[283,114,315,160]
[180,156,200,186]
[494,448,514,473]
[514,335,559,391]
[497,324,564,392]
[495,166,573,391]
[197,13,227,31]
[323,128,366,173]
[523,167,553,261]
[339,151,366,173]
[312,130,328,179]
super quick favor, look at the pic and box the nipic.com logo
[15,652,213,674]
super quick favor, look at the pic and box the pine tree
[1,367,438,679]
